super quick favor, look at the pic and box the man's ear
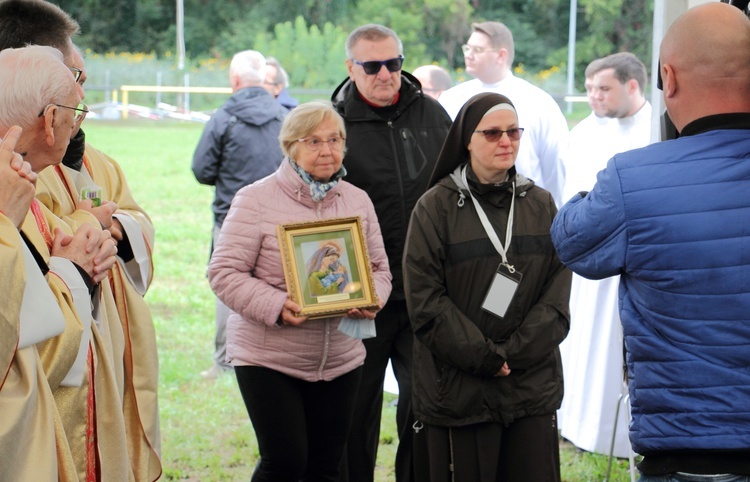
[229,73,240,91]
[497,48,510,67]
[42,106,57,147]
[345,59,355,81]
[661,63,677,99]
[626,78,640,96]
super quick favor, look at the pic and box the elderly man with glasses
[0,43,127,481]
[439,21,569,207]
[0,1,163,479]
[331,23,452,482]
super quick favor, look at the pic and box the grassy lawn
[84,118,635,481]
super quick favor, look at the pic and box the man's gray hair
[229,50,266,86]
[0,45,75,129]
[345,24,403,59]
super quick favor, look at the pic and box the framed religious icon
[277,216,379,319]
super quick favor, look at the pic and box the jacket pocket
[399,128,430,181]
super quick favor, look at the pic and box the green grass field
[83,118,634,481]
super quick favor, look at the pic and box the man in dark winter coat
[192,49,287,379]
[331,23,452,482]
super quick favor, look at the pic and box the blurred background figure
[192,49,287,380]
[412,65,452,100]
[558,51,652,461]
[264,56,299,110]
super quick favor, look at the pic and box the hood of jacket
[224,86,287,126]
[331,70,425,122]
[443,164,535,202]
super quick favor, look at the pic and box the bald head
[413,65,452,100]
[660,2,750,131]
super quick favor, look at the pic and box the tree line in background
[53,0,653,92]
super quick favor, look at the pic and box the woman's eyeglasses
[473,128,524,142]
[351,56,404,75]
[38,102,89,123]
[297,136,345,151]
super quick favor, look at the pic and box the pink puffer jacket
[208,160,392,382]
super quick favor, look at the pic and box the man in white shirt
[439,21,569,206]
[558,52,652,459]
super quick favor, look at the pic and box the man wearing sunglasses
[331,23,452,482]
[438,21,569,208]
[0,1,162,479]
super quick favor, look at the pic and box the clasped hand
[0,126,37,228]
[76,198,124,242]
[51,222,118,284]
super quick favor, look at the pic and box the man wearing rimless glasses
[332,23,451,482]
[439,21,569,208]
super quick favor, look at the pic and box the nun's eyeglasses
[473,128,524,142]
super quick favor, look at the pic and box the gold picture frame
[277,216,379,319]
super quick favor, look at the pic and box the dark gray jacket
[192,86,287,226]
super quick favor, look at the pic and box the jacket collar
[331,70,424,123]
[680,113,750,137]
[446,164,533,204]
[277,159,343,209]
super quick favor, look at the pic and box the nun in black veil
[403,92,571,482]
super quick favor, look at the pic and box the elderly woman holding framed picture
[209,100,391,482]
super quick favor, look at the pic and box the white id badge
[481,264,523,318]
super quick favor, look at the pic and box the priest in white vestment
[438,21,569,206]
[558,52,653,459]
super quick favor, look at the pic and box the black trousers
[236,365,362,482]
[340,299,416,482]
[421,414,561,482]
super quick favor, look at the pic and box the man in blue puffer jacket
[551,3,750,480]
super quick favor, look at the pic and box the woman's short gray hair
[279,100,347,161]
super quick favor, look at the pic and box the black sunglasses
[473,128,524,142]
[352,55,404,75]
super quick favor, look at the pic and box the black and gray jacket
[192,86,287,226]
[331,72,452,299]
